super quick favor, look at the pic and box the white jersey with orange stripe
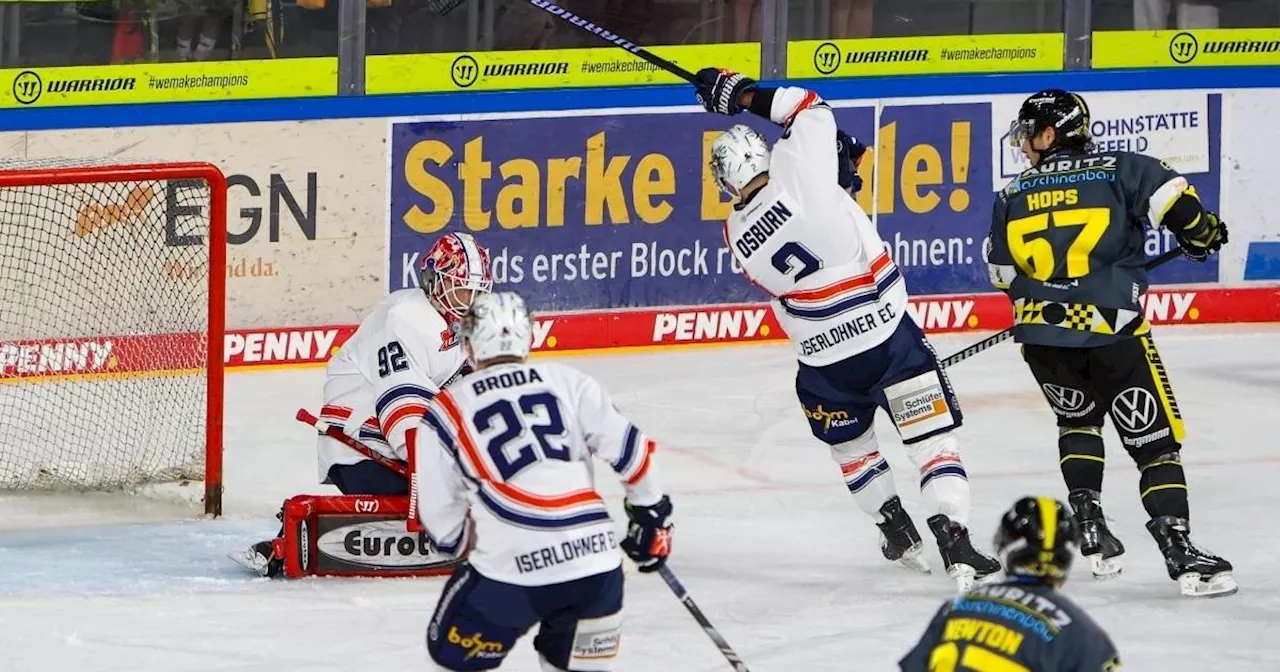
[724,86,908,367]
[411,360,663,587]
[316,288,467,482]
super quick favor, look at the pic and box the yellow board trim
[1094,29,1280,69]
[367,43,759,95]
[0,59,337,108]
[787,33,1063,78]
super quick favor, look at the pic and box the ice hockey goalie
[232,232,492,578]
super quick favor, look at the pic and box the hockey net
[0,160,226,515]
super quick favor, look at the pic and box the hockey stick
[939,246,1186,368]
[295,408,408,478]
[656,565,752,671]
[524,0,698,83]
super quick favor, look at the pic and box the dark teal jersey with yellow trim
[988,148,1194,348]
[900,581,1120,672]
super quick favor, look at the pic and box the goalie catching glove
[621,495,674,573]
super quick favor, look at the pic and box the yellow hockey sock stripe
[1059,454,1105,465]
[1141,483,1188,499]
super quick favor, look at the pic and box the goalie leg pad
[275,494,461,578]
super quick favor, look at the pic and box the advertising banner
[368,43,758,95]
[388,101,1022,309]
[215,286,1280,370]
[787,34,1063,79]
[4,118,387,329]
[0,59,336,108]
[388,105,871,310]
[1094,29,1280,69]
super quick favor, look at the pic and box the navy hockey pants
[326,460,408,496]
[795,315,963,446]
[427,562,624,670]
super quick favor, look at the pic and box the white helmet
[461,291,534,368]
[709,124,770,199]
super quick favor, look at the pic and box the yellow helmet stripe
[1036,496,1058,552]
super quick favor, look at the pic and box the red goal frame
[0,161,227,516]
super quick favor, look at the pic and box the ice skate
[1147,516,1237,598]
[1068,489,1125,580]
[928,514,1002,592]
[876,496,930,574]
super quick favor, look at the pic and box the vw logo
[1111,387,1158,433]
[1042,384,1085,412]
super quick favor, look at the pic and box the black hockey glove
[836,129,867,194]
[1177,212,1228,262]
[620,495,673,573]
[694,68,755,116]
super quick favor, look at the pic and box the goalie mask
[710,124,770,200]
[461,291,535,367]
[420,232,493,318]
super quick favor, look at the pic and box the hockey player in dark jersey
[900,496,1121,672]
[987,89,1235,598]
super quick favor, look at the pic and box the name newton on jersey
[733,202,794,259]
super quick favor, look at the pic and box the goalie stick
[658,565,752,671]
[296,408,423,532]
[295,408,409,478]
[939,246,1186,368]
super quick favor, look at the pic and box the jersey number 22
[474,392,570,480]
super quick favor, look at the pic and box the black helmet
[1009,89,1092,151]
[993,496,1080,586]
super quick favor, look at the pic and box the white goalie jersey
[724,87,908,367]
[316,288,468,482]
[412,361,663,587]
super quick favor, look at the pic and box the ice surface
[2,325,1278,671]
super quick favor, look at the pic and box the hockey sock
[1059,426,1105,492]
[905,432,970,527]
[830,432,899,521]
[1139,451,1190,520]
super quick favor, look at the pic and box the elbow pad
[1161,191,1209,240]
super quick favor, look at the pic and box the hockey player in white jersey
[412,291,673,671]
[236,232,493,577]
[693,67,1000,588]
